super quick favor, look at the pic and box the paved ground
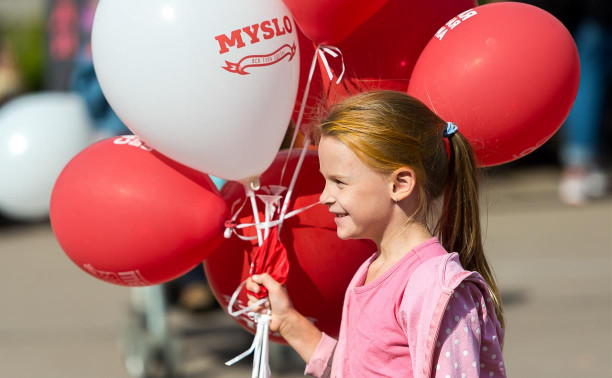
[0,166,610,377]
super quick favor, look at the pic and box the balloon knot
[224,220,237,239]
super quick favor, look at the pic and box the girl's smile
[333,212,349,225]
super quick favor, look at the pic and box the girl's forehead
[319,137,352,162]
[318,137,366,174]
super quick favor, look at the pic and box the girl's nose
[319,184,334,206]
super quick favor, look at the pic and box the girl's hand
[246,273,295,333]
[247,273,323,364]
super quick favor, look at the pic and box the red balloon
[50,136,228,286]
[320,0,477,105]
[205,150,376,342]
[283,0,388,45]
[407,3,580,166]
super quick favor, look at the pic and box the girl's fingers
[247,299,262,311]
[245,279,261,294]
[252,273,281,292]
[247,299,269,313]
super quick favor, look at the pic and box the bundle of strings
[223,45,345,377]
[225,278,272,378]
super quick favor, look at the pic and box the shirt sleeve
[432,281,506,378]
[304,333,337,378]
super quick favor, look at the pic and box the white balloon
[0,93,96,220]
[92,0,300,181]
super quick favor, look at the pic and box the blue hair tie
[443,122,458,138]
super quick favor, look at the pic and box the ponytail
[435,132,505,332]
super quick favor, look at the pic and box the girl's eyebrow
[319,170,348,180]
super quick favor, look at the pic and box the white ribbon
[317,45,345,85]
[277,138,311,237]
[225,45,345,241]
[277,45,344,237]
[278,45,345,186]
[225,279,272,378]
[278,46,319,187]
[224,197,249,239]
[246,187,264,246]
[224,194,273,377]
[225,200,321,242]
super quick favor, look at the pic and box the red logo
[214,16,294,54]
[83,264,151,286]
[222,42,296,75]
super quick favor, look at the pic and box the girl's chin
[336,231,350,240]
[335,218,366,240]
[336,227,361,240]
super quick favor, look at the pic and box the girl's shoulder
[397,252,491,332]
[397,253,505,378]
[409,252,483,296]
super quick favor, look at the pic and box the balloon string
[227,279,268,317]
[279,45,345,186]
[261,198,274,239]
[227,201,321,242]
[224,45,345,376]
[277,139,311,237]
[276,46,344,238]
[318,45,345,84]
[246,187,263,246]
[226,279,272,378]
[224,197,249,239]
[279,45,318,186]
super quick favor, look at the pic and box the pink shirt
[305,237,506,377]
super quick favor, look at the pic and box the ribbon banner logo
[222,42,297,75]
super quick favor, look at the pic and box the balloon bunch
[285,0,580,166]
[48,0,580,376]
[52,0,310,285]
[49,1,374,375]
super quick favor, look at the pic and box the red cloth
[247,227,290,299]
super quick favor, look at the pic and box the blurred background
[0,0,610,377]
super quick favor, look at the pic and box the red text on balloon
[215,16,294,54]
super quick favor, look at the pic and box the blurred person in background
[0,36,24,105]
[556,0,611,205]
[513,0,611,205]
[70,41,130,138]
[66,0,130,137]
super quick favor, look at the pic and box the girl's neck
[376,222,433,263]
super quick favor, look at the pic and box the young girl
[246,90,506,377]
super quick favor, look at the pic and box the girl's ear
[390,167,416,202]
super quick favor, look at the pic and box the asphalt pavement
[0,167,610,377]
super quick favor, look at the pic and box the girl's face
[318,136,394,241]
